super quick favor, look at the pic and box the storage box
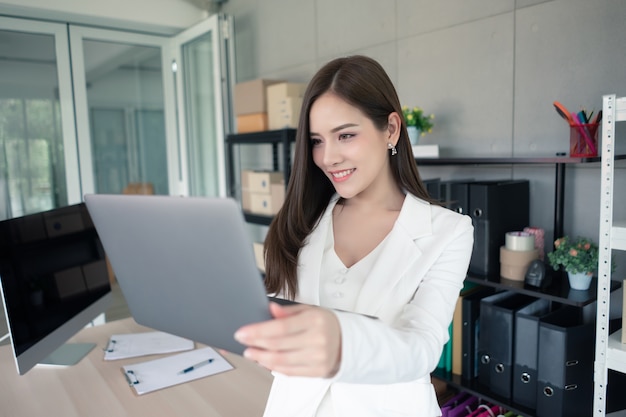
[241,170,284,194]
[536,306,594,417]
[267,82,307,130]
[237,113,269,133]
[269,97,303,130]
[242,184,285,215]
[234,79,283,115]
[253,242,265,272]
[267,82,307,104]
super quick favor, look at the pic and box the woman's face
[309,92,398,200]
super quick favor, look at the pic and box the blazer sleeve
[331,211,474,385]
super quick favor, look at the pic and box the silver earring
[388,143,397,156]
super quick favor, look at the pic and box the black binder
[536,306,594,417]
[483,293,537,398]
[439,179,473,215]
[477,291,518,388]
[468,180,529,277]
[422,178,441,201]
[512,298,552,409]
[461,287,495,380]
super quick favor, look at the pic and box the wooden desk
[0,318,272,417]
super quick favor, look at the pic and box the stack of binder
[512,298,552,409]
[535,306,594,417]
[477,291,536,397]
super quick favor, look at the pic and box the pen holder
[569,123,599,157]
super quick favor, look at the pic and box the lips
[330,168,355,181]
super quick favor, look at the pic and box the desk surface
[0,318,272,417]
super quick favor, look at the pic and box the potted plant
[547,236,598,290]
[402,106,434,145]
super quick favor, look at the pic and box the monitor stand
[40,343,96,367]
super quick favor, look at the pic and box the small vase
[567,271,593,291]
[407,126,420,145]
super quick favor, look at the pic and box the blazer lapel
[295,195,340,305]
[354,194,433,316]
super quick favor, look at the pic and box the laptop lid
[84,194,272,355]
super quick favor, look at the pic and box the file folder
[512,298,552,409]
[477,291,517,388]
[461,287,495,380]
[439,179,473,215]
[469,180,529,277]
[483,293,537,398]
[536,306,594,417]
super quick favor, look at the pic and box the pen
[178,358,214,374]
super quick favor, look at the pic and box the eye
[310,137,322,147]
[339,133,355,140]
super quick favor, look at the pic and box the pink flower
[569,249,578,257]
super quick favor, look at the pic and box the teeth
[332,169,354,178]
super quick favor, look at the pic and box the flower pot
[407,126,420,145]
[567,271,593,291]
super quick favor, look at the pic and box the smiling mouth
[330,169,355,179]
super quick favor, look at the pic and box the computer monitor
[0,203,112,375]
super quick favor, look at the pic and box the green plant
[402,106,434,133]
[547,236,599,274]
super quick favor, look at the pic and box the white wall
[0,0,206,34]
[222,0,626,281]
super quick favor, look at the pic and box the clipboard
[121,347,234,395]
[104,331,195,360]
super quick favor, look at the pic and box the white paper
[122,347,233,395]
[104,331,195,360]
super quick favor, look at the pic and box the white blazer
[263,193,474,417]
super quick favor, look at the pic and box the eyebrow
[310,123,359,136]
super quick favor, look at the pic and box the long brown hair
[264,55,433,299]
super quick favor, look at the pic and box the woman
[234,55,474,417]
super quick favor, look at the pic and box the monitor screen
[0,203,112,375]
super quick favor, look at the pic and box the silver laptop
[84,194,273,355]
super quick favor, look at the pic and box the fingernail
[234,330,246,342]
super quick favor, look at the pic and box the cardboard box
[267,82,307,130]
[267,82,308,103]
[241,184,285,216]
[269,97,303,130]
[234,79,283,115]
[253,242,265,272]
[237,113,269,133]
[241,170,284,194]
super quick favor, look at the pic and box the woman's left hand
[234,302,342,378]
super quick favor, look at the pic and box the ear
[386,112,402,146]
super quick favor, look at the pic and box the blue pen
[178,358,214,375]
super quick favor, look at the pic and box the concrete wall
[222,0,626,279]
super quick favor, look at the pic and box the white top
[319,214,389,310]
[262,193,474,417]
[316,213,391,416]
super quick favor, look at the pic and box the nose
[321,140,342,167]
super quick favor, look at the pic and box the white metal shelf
[595,94,626,416]
[612,222,626,251]
[607,330,626,374]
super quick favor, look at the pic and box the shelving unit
[594,94,626,416]
[417,154,625,416]
[225,128,296,225]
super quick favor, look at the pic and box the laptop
[84,194,274,355]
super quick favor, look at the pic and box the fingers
[233,306,342,378]
[235,305,311,345]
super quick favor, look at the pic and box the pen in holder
[570,123,599,157]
